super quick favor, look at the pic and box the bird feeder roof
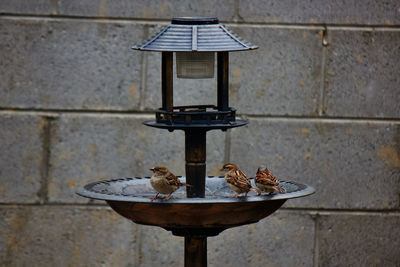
[132,17,258,52]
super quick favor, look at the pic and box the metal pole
[184,129,207,265]
[162,52,173,112]
[185,236,207,267]
[217,52,229,111]
[185,129,206,198]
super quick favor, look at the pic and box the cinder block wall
[1,1,399,266]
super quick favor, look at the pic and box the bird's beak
[149,168,155,172]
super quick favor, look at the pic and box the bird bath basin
[77,177,314,236]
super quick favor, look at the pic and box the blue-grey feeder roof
[132,18,258,52]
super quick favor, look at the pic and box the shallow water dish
[77,177,314,236]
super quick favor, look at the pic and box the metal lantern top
[132,17,258,52]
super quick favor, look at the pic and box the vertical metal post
[185,236,207,267]
[217,52,229,111]
[162,52,173,112]
[185,130,206,198]
[184,129,207,265]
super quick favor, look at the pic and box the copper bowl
[77,177,314,236]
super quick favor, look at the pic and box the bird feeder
[77,17,314,267]
[133,17,258,198]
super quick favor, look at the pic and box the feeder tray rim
[76,177,315,204]
[142,119,248,131]
[157,105,236,114]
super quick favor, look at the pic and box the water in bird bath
[80,176,306,202]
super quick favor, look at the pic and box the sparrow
[149,166,190,201]
[255,166,285,195]
[220,163,261,197]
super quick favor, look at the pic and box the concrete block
[238,0,400,25]
[0,113,43,203]
[145,25,323,116]
[229,25,323,115]
[58,0,235,21]
[138,225,183,266]
[0,0,57,15]
[48,114,225,203]
[324,29,400,118]
[318,213,400,266]
[229,117,400,209]
[0,18,144,110]
[0,205,137,267]
[208,210,315,267]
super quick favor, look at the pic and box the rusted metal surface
[77,177,314,236]
[106,198,286,236]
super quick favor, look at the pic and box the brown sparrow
[220,163,261,197]
[149,166,190,201]
[255,166,285,195]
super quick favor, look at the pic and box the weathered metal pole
[185,129,206,198]
[184,236,207,267]
[184,129,207,266]
[162,51,173,112]
[217,51,229,111]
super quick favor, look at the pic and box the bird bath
[77,177,314,236]
[76,17,315,266]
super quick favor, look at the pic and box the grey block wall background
[1,1,399,266]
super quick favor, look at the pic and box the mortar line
[243,114,400,123]
[1,14,400,30]
[50,0,59,15]
[0,203,109,207]
[1,108,400,123]
[223,130,231,164]
[230,22,400,30]
[313,213,320,267]
[281,207,400,214]
[0,14,170,24]
[134,225,143,267]
[318,26,328,116]
[0,107,152,115]
[233,0,243,23]
[37,116,54,204]
[138,26,149,111]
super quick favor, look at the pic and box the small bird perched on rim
[149,166,190,201]
[220,163,261,197]
[255,166,285,195]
